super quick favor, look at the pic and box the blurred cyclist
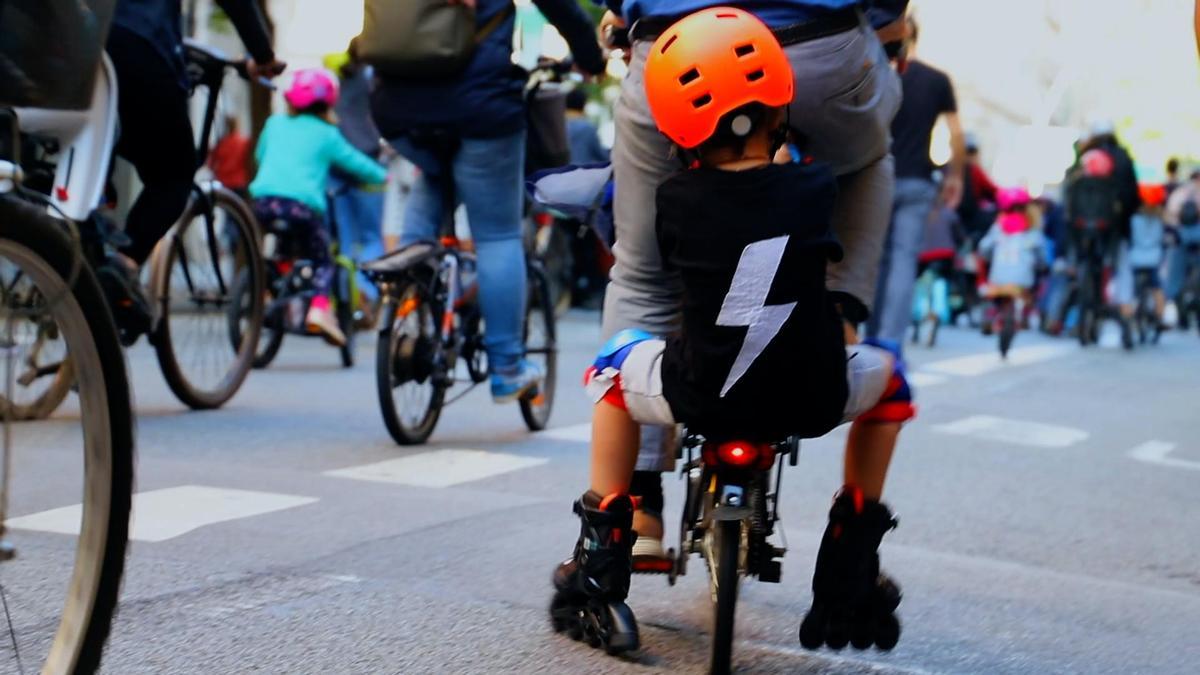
[370,0,605,402]
[868,14,965,347]
[249,69,387,346]
[326,40,389,318]
[977,187,1044,333]
[1117,183,1168,330]
[103,0,284,328]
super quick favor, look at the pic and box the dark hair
[566,88,588,112]
[1167,157,1180,174]
[693,102,781,160]
[296,102,330,118]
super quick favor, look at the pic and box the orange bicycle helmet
[644,7,794,149]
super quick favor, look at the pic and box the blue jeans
[391,131,527,371]
[329,174,386,301]
[868,177,940,347]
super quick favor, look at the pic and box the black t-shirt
[656,163,848,442]
[892,60,957,180]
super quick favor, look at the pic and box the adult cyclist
[583,0,911,653]
[370,0,605,402]
[103,0,285,334]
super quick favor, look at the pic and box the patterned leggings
[253,196,333,294]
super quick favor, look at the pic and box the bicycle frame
[674,435,794,584]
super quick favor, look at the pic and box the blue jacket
[372,0,605,140]
[606,0,909,28]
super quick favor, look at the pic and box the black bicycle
[636,433,796,675]
[1070,218,1115,347]
[365,237,556,445]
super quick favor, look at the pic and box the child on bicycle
[551,9,915,656]
[977,187,1044,331]
[1118,183,1168,330]
[249,68,387,346]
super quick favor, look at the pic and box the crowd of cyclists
[5,0,1200,672]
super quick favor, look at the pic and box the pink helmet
[284,68,339,110]
[1080,149,1115,178]
[996,186,1031,212]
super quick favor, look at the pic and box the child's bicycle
[619,432,897,674]
[231,184,365,369]
[985,285,1025,358]
[363,236,556,444]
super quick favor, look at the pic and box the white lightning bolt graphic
[716,235,796,398]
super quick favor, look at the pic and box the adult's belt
[629,7,861,45]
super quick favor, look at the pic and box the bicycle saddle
[361,241,440,280]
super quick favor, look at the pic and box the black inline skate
[799,486,902,651]
[550,491,640,656]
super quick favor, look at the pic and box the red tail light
[703,441,775,469]
[534,211,554,227]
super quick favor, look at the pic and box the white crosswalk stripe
[932,414,1089,448]
[325,449,549,488]
[8,485,318,542]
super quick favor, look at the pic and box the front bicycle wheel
[0,197,134,675]
[153,187,263,409]
[376,283,444,445]
[335,266,356,369]
[709,519,742,675]
[520,264,557,431]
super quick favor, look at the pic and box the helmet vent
[679,68,700,86]
[661,35,678,53]
[692,93,713,109]
[734,43,756,57]
[715,12,738,19]
[746,69,765,82]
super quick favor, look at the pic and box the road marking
[908,371,949,388]
[932,415,1088,448]
[922,343,1072,377]
[1128,441,1200,471]
[539,422,592,443]
[325,449,549,488]
[7,485,318,542]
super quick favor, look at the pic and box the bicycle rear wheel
[0,310,73,421]
[228,267,284,369]
[998,299,1017,358]
[520,264,556,431]
[0,197,134,675]
[709,519,742,675]
[376,283,444,445]
[153,187,263,409]
[335,265,356,369]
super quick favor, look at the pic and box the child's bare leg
[845,421,901,501]
[589,400,641,496]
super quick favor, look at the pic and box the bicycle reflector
[704,441,775,469]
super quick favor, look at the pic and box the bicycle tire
[0,197,134,675]
[998,300,1016,358]
[153,187,263,409]
[227,267,284,369]
[376,284,444,445]
[710,519,741,675]
[520,263,556,431]
[336,267,355,368]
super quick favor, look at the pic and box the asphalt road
[3,311,1199,674]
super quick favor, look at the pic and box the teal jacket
[249,113,387,214]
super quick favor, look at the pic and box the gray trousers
[604,20,902,472]
[868,178,940,345]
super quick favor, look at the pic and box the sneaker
[489,360,542,403]
[306,295,346,347]
[631,535,672,574]
[96,251,154,346]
